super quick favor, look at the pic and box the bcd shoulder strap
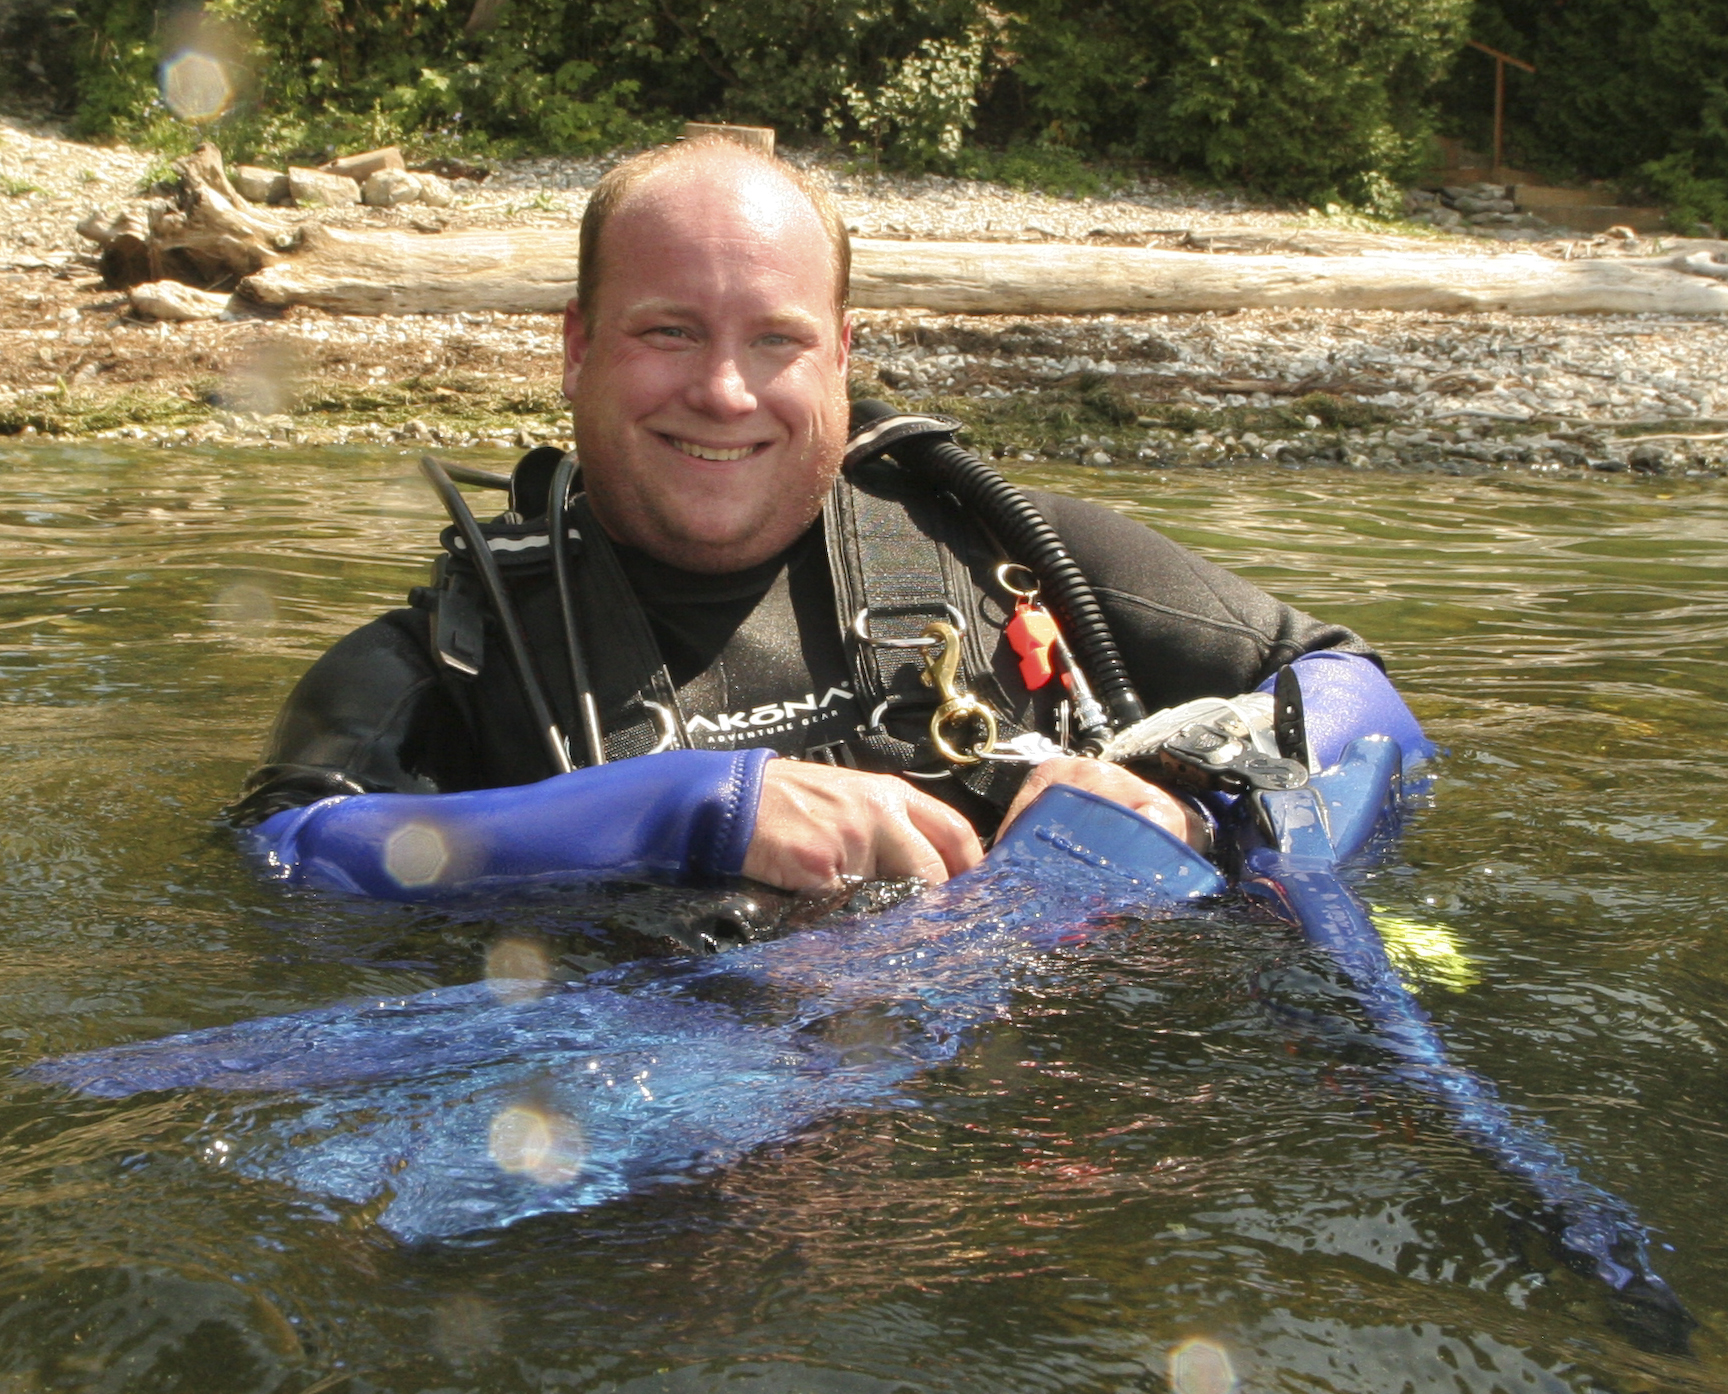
[426,486,685,765]
[562,492,690,762]
[824,458,1032,811]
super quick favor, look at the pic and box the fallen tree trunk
[845,240,1728,316]
[126,146,1728,317]
[235,230,1728,317]
[242,223,585,314]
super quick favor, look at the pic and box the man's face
[562,157,851,573]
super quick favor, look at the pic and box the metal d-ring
[863,697,952,780]
[851,604,967,649]
[642,701,678,755]
[994,562,1040,600]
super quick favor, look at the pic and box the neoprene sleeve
[242,654,1423,904]
[244,748,775,900]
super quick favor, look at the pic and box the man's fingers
[887,787,983,882]
[743,761,982,892]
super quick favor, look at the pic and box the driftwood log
[102,144,1728,317]
[233,231,1728,317]
[845,240,1728,316]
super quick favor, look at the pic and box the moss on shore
[4,372,1725,479]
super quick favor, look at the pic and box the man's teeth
[671,438,756,462]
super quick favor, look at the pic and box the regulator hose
[420,455,574,778]
[849,399,1147,736]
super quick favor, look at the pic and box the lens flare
[487,1105,585,1186]
[383,822,449,888]
[218,340,304,418]
[430,1292,502,1366]
[484,937,552,1002]
[160,51,234,123]
[1168,1339,1236,1394]
[211,582,277,633]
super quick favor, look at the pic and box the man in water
[235,137,1373,896]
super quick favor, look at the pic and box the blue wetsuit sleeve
[242,748,775,900]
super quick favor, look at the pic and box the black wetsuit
[238,487,1371,828]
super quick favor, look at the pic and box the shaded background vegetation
[2,0,1725,219]
[1437,0,1728,228]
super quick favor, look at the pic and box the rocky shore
[4,115,1725,478]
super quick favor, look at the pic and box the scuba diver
[229,134,1385,900]
[89,137,1697,1343]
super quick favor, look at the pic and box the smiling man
[564,144,850,574]
[231,137,1377,902]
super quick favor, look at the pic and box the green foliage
[1133,393,1396,433]
[828,28,990,169]
[1443,0,1728,221]
[951,141,1116,198]
[0,386,207,437]
[1005,0,1471,208]
[17,0,1470,207]
[1642,153,1728,236]
[1283,391,1393,429]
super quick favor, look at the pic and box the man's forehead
[597,157,834,281]
[615,151,821,233]
[576,144,847,329]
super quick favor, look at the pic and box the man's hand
[1000,757,1210,850]
[743,760,984,892]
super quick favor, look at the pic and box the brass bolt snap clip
[919,620,999,765]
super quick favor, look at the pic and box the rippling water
[0,442,1724,1393]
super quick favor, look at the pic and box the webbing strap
[824,464,1030,810]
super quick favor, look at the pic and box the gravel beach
[4,115,1725,477]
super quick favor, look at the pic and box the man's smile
[662,435,766,462]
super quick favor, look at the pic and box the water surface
[1,443,1725,1392]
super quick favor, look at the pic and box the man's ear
[561,300,589,402]
[837,310,853,368]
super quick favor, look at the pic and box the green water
[1,442,1725,1393]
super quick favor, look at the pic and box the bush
[828,28,992,170]
[1006,0,1471,210]
[1440,0,1728,227]
[15,0,1470,208]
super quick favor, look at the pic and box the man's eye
[646,325,692,341]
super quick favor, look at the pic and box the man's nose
[687,347,757,417]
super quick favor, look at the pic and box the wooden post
[1466,40,1536,183]
[681,123,775,156]
[1493,56,1505,175]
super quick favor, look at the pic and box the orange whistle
[1006,599,1060,689]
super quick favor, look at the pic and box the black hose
[547,453,607,767]
[849,401,1147,734]
[420,455,574,777]
[439,462,512,492]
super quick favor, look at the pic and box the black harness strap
[430,488,688,766]
[430,555,486,677]
[824,460,1031,811]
